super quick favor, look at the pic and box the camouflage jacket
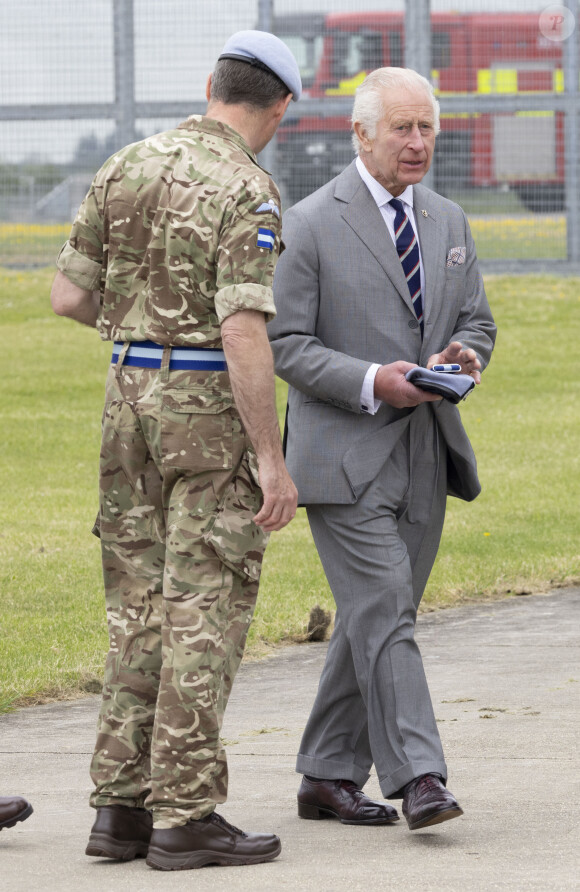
[56,116,281,346]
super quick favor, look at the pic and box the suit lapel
[414,185,443,338]
[336,165,415,314]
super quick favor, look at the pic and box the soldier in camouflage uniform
[50,31,300,871]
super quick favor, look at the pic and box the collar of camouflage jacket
[177,115,257,164]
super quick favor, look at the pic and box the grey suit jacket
[268,161,497,505]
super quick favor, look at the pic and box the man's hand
[252,456,298,532]
[374,361,442,408]
[427,340,482,384]
[221,309,297,533]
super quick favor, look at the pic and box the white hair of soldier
[351,67,440,154]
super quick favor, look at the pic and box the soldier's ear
[206,74,213,102]
[273,93,292,124]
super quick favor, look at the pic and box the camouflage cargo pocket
[203,452,269,582]
[161,389,234,472]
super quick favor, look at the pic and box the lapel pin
[421,209,428,217]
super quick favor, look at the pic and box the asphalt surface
[1,587,578,891]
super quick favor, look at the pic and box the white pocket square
[446,246,466,267]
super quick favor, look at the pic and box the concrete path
[1,588,578,891]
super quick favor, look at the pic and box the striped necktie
[389,198,423,335]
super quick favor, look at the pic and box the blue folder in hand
[405,367,475,404]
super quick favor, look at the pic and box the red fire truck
[273,11,571,210]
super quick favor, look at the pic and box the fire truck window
[389,32,403,68]
[332,31,383,80]
[387,30,446,70]
[432,32,451,70]
[277,34,324,89]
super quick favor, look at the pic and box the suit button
[408,319,419,329]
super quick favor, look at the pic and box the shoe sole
[145,840,282,871]
[85,832,150,861]
[406,805,464,831]
[298,801,399,825]
[0,804,33,831]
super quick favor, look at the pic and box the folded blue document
[405,367,475,403]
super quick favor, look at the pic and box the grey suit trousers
[296,404,448,797]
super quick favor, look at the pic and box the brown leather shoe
[85,805,153,860]
[297,777,399,825]
[146,812,281,870]
[402,774,463,830]
[0,796,33,831]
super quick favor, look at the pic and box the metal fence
[1,0,579,271]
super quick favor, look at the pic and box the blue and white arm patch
[257,227,276,252]
[255,199,280,218]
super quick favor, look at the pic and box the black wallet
[405,367,475,403]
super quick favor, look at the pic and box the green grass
[0,268,578,711]
[0,212,568,267]
[445,187,528,216]
[469,215,566,260]
[424,273,579,601]
[0,224,71,268]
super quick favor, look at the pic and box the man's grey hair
[351,67,441,154]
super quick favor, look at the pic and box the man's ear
[354,121,372,152]
[206,73,212,102]
[273,93,293,125]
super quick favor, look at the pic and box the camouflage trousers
[90,354,268,829]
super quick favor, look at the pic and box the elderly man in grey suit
[268,67,496,832]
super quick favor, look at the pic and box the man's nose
[407,126,425,150]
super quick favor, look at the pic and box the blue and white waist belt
[111,340,228,371]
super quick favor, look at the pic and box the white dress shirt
[355,156,425,415]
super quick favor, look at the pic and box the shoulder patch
[255,199,280,218]
[257,227,276,251]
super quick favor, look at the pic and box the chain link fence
[1,0,579,270]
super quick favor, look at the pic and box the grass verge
[0,268,578,711]
[0,213,567,266]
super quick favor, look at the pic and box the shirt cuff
[215,283,277,325]
[360,363,382,415]
[56,241,102,292]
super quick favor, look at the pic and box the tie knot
[388,198,405,214]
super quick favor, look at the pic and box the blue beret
[218,30,302,102]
